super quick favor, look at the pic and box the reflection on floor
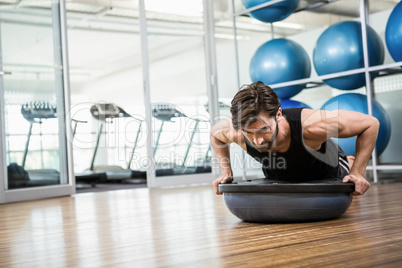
[76,183,147,194]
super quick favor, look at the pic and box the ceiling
[0,0,399,88]
[0,0,399,35]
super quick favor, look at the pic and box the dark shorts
[337,148,350,179]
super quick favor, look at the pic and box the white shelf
[367,165,402,170]
[269,61,402,89]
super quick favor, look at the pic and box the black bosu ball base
[219,178,355,223]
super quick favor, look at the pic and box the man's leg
[347,155,355,168]
[338,150,350,179]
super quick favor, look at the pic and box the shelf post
[231,0,247,181]
[360,0,378,183]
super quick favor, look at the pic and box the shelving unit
[230,0,402,183]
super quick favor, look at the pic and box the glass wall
[66,1,148,184]
[63,0,217,188]
[0,0,70,191]
[145,0,213,181]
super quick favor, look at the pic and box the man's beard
[253,119,279,153]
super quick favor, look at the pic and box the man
[211,81,378,196]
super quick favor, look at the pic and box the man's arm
[302,109,379,195]
[210,117,245,195]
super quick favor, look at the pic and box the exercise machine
[199,101,232,172]
[219,178,354,223]
[88,103,146,183]
[73,118,107,187]
[7,101,60,188]
[152,103,211,176]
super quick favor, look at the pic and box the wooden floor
[1,182,402,267]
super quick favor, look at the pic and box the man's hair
[230,81,280,131]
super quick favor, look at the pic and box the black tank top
[244,108,342,181]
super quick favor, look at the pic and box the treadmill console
[152,103,186,121]
[204,101,230,113]
[91,103,122,120]
[21,101,57,122]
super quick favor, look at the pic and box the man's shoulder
[211,117,244,144]
[300,108,316,118]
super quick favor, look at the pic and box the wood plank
[0,183,401,267]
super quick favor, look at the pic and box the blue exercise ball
[242,0,300,23]
[250,38,311,99]
[313,21,384,90]
[385,1,402,62]
[280,99,311,109]
[321,93,391,156]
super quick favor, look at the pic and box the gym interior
[0,0,402,266]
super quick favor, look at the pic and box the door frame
[0,0,75,203]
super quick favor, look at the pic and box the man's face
[241,112,279,152]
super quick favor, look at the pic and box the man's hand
[342,173,370,196]
[212,175,233,195]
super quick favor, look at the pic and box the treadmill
[180,114,211,174]
[152,103,211,176]
[8,101,61,188]
[73,118,107,187]
[88,103,146,183]
[197,101,231,173]
[152,103,186,176]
